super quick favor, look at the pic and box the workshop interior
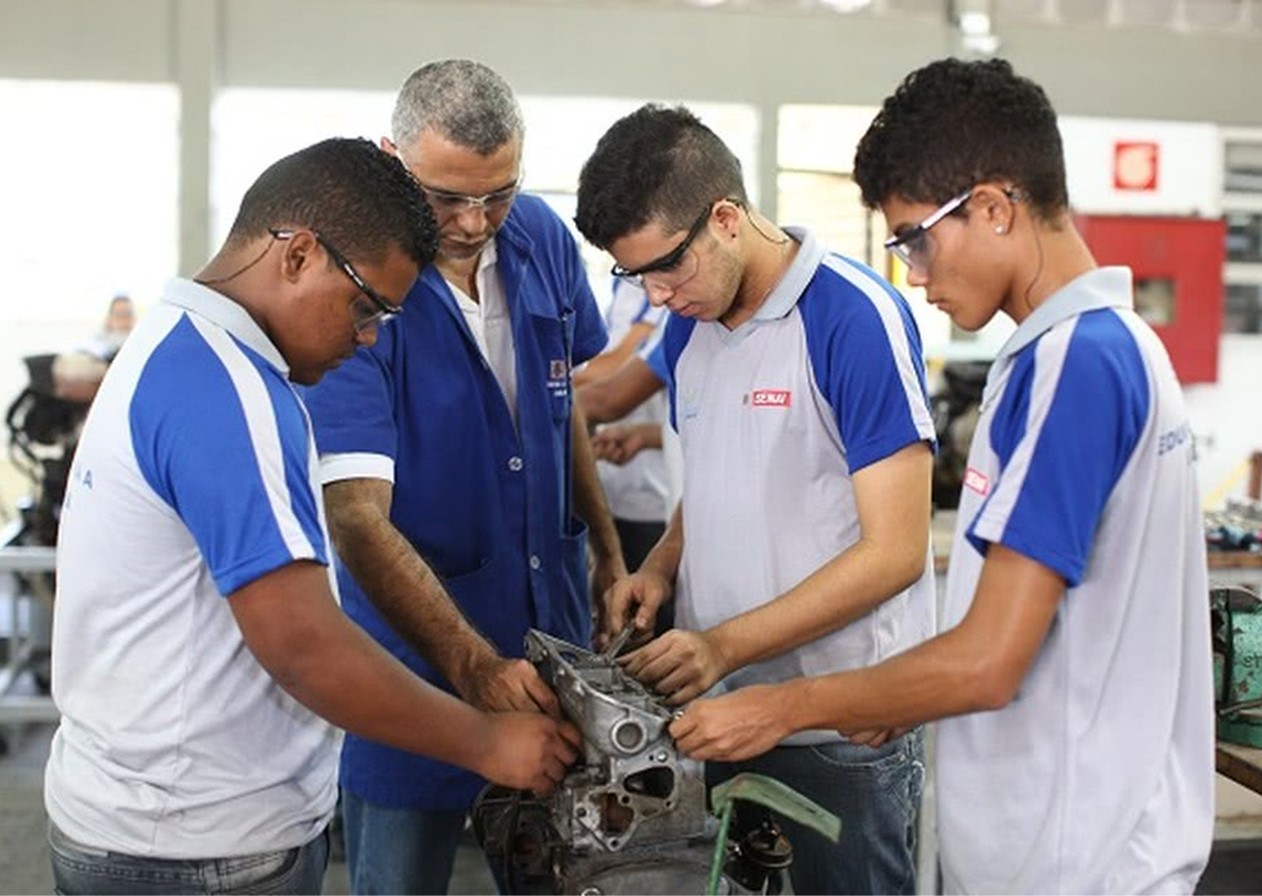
[4,0,1262,893]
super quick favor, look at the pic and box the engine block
[471,629,734,894]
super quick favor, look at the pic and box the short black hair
[853,58,1068,220]
[575,104,747,250]
[228,137,438,269]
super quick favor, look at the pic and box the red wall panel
[1076,215,1226,384]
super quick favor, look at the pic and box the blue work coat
[302,194,606,810]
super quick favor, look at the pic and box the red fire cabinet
[1075,214,1225,384]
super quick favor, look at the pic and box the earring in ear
[995,226,1005,234]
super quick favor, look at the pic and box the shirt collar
[160,277,288,375]
[981,266,1133,408]
[753,225,826,321]
[479,237,499,272]
[993,266,1133,364]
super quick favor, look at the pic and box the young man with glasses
[43,138,579,895]
[301,60,623,894]
[575,104,937,895]
[669,59,1214,894]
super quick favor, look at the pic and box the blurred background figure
[86,293,137,361]
[575,278,671,573]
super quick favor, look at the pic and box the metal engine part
[472,629,741,894]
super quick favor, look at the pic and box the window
[0,80,179,326]
[1222,130,1262,334]
[777,103,1015,360]
[212,89,758,298]
[211,88,395,248]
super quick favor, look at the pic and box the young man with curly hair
[669,58,1215,894]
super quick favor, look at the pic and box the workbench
[1217,740,1262,797]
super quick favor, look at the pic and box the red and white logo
[1113,141,1159,191]
[963,467,990,496]
[751,389,792,408]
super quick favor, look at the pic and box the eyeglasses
[610,203,716,291]
[414,177,522,217]
[883,190,973,274]
[270,228,403,332]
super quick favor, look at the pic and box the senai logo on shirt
[750,389,792,407]
[964,467,990,496]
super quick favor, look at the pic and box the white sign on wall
[1059,116,1222,217]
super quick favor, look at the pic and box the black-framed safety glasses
[270,228,402,331]
[610,202,717,289]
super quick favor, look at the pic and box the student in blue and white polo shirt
[576,104,938,896]
[43,138,577,896]
[672,59,1215,895]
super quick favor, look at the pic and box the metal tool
[602,623,636,660]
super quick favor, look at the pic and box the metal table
[0,544,59,726]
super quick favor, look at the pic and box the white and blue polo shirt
[662,227,937,744]
[597,278,670,525]
[44,278,340,859]
[937,267,1214,893]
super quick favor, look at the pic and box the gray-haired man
[302,60,624,894]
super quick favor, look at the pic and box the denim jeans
[48,822,329,895]
[707,728,925,896]
[341,788,471,895]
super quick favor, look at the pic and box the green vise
[1211,586,1262,748]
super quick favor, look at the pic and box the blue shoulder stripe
[801,255,934,472]
[130,316,326,596]
[975,309,1149,585]
[662,314,698,431]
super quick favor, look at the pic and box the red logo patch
[963,467,990,496]
[751,389,792,407]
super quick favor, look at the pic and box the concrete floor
[4,716,1262,895]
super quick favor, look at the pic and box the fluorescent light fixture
[818,0,875,11]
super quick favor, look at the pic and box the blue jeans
[341,789,472,895]
[707,728,924,895]
[48,822,329,895]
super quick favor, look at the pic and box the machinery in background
[929,360,988,511]
[1212,586,1262,748]
[1205,497,1262,554]
[472,630,839,895]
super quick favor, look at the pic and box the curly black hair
[227,136,438,271]
[575,104,747,250]
[853,58,1068,221]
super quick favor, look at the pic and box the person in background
[301,60,624,895]
[575,104,936,895]
[575,277,671,572]
[87,293,137,361]
[44,137,578,896]
[671,57,1215,895]
[590,417,664,466]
